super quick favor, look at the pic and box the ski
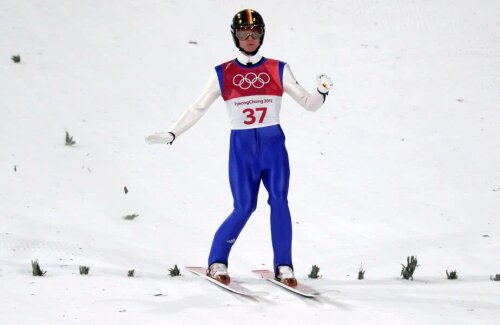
[252,269,320,298]
[186,266,260,297]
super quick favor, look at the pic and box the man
[147,9,332,287]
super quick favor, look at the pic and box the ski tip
[185,266,206,270]
[185,266,208,275]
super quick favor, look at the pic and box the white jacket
[170,52,327,137]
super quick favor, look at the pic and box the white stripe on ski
[186,266,260,297]
[252,269,320,298]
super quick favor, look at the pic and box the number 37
[242,107,267,125]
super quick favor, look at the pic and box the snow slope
[1,0,499,324]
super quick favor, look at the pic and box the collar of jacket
[236,52,263,66]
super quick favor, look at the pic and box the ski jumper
[208,58,293,273]
[167,51,328,275]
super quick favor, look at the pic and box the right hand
[145,132,176,145]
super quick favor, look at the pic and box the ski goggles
[235,26,264,40]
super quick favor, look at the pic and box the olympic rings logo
[232,72,270,90]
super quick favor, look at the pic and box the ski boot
[276,265,298,287]
[207,263,231,285]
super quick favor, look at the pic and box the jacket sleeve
[169,70,221,137]
[282,64,326,112]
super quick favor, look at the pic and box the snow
[1,0,500,324]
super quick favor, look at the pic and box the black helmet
[231,9,265,55]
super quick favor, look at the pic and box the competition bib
[225,95,282,129]
[215,58,286,130]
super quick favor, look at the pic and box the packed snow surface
[1,0,499,324]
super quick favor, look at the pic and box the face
[239,38,260,53]
[235,25,264,53]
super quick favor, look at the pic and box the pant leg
[208,129,261,267]
[259,126,294,274]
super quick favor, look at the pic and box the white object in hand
[316,74,333,94]
[145,132,175,145]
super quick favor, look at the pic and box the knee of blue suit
[233,201,258,217]
[267,197,288,207]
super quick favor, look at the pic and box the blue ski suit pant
[208,124,293,274]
